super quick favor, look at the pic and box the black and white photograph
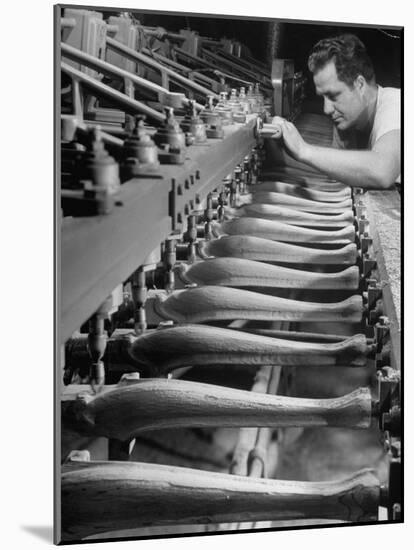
[53,2,403,545]
[3,1,406,547]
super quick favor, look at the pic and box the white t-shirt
[368,86,400,148]
[333,85,400,149]
[332,85,401,182]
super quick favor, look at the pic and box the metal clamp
[373,316,391,368]
[358,215,369,235]
[380,440,402,520]
[374,316,390,348]
[362,255,377,278]
[376,367,401,436]
[360,233,373,255]
[355,202,367,219]
[364,279,383,326]
[363,279,382,306]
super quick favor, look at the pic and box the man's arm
[272,118,400,189]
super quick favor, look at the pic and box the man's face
[313,60,365,131]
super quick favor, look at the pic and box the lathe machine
[56,7,402,544]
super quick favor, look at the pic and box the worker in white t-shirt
[272,34,401,189]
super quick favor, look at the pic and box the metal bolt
[390,440,401,458]
[392,503,401,520]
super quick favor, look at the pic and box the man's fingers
[271,116,286,125]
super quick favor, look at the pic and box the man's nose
[323,98,335,116]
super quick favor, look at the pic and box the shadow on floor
[21,525,53,543]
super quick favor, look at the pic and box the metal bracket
[363,279,382,307]
[355,202,367,219]
[360,233,373,255]
[368,300,384,326]
[377,367,401,436]
[362,279,383,326]
[358,215,369,235]
[374,316,390,344]
[380,442,402,520]
[353,187,364,197]
[362,255,377,278]
[374,316,391,369]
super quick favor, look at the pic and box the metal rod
[61,62,166,122]
[216,48,271,79]
[61,115,124,148]
[61,42,190,108]
[60,17,76,28]
[142,48,220,89]
[142,27,187,42]
[142,48,192,74]
[234,364,283,530]
[175,47,254,86]
[202,48,262,83]
[106,36,220,99]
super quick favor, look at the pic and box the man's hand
[269,116,400,189]
[271,116,310,163]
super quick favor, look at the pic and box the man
[272,34,401,189]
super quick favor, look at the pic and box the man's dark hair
[308,34,375,87]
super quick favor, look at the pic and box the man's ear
[354,74,367,94]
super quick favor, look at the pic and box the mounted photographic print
[55,2,402,544]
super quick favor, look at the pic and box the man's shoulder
[375,86,400,121]
[379,85,400,93]
[378,86,401,107]
[370,85,401,148]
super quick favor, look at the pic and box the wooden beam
[61,460,379,540]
